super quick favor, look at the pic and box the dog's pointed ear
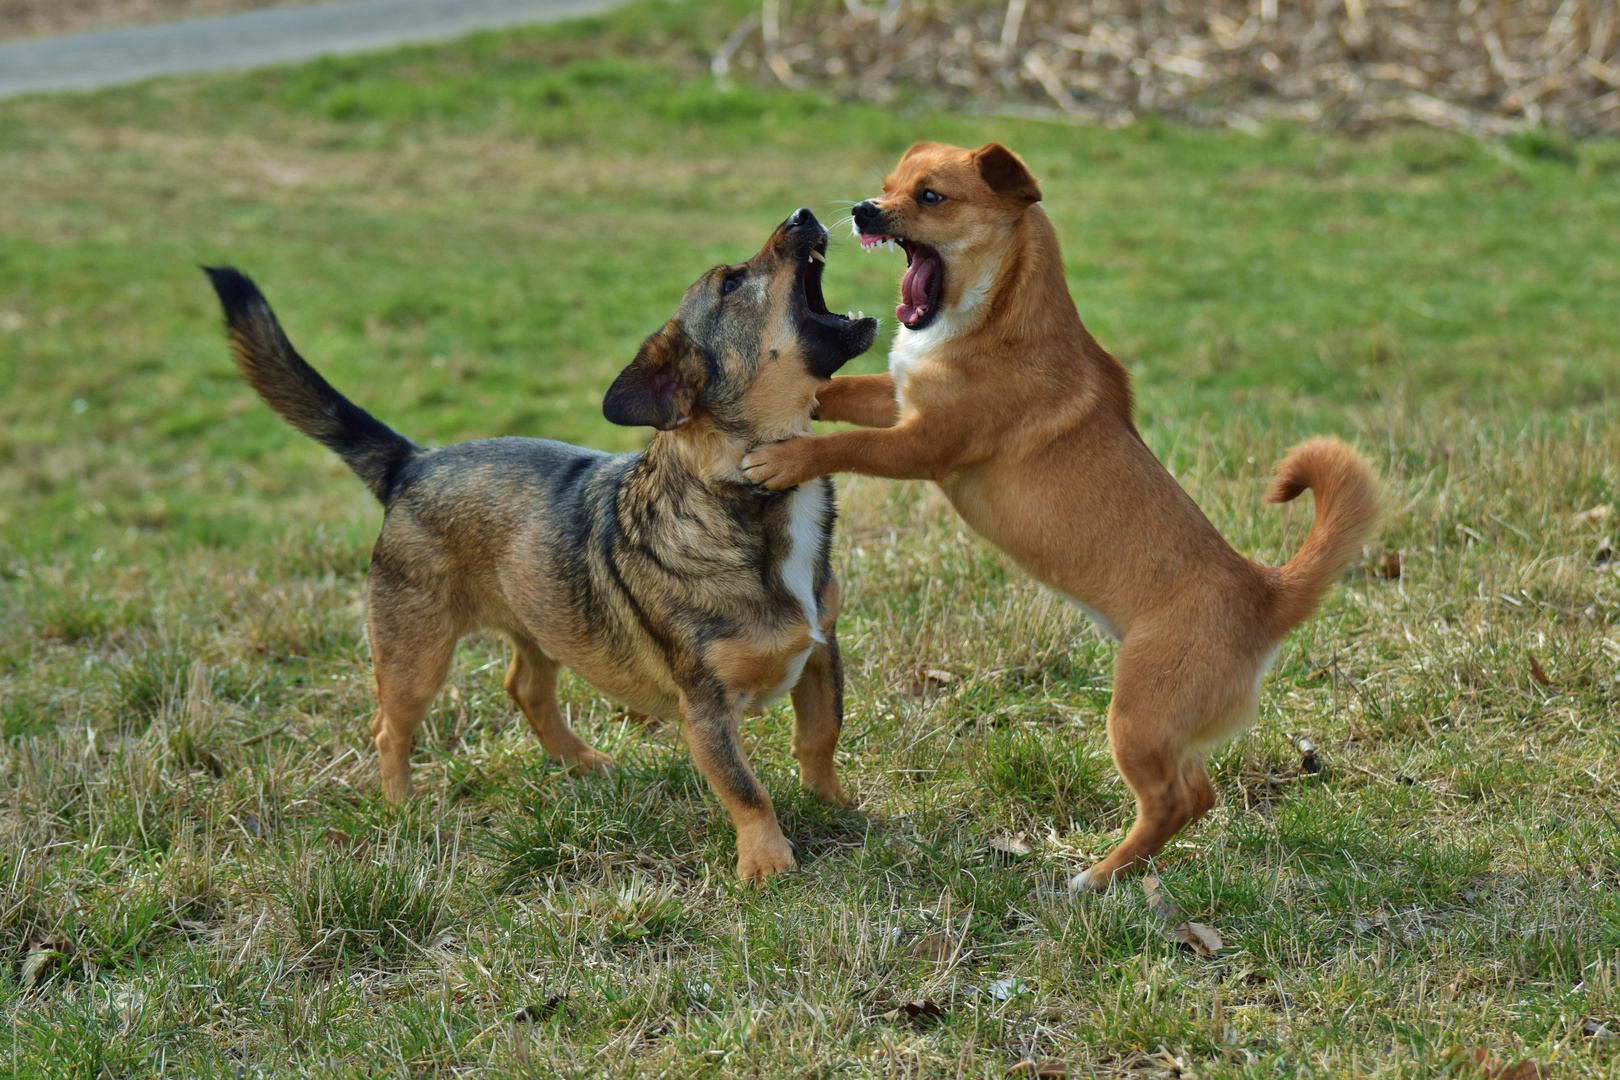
[603,321,707,430]
[971,143,1041,204]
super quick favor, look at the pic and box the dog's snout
[852,201,881,230]
[787,207,815,230]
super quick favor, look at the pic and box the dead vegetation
[731,0,1620,136]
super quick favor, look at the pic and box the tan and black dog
[205,207,877,881]
[743,144,1378,890]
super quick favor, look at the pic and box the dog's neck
[892,205,1133,426]
[645,414,813,490]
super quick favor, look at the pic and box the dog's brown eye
[722,275,741,295]
[921,190,945,206]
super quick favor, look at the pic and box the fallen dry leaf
[904,932,954,962]
[1142,876,1226,956]
[988,832,1033,860]
[1006,1061,1069,1078]
[909,667,954,698]
[1527,653,1552,687]
[1379,549,1402,579]
[882,998,945,1022]
[20,940,71,987]
[1142,876,1178,922]
[1351,910,1390,935]
[325,828,370,855]
[512,995,566,1023]
[1446,1047,1549,1079]
[1573,505,1612,526]
[1178,922,1226,954]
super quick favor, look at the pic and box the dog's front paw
[735,830,798,884]
[742,439,816,491]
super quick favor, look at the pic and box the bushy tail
[203,267,419,504]
[1264,437,1379,634]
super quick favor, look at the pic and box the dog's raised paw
[741,442,806,491]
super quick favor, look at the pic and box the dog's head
[604,208,877,443]
[850,142,1041,333]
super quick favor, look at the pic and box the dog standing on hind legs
[743,143,1380,890]
[205,207,878,881]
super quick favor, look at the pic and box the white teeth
[809,249,825,264]
[857,311,865,319]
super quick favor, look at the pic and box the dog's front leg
[742,421,958,490]
[680,694,796,882]
[813,375,900,428]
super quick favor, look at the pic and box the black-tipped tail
[203,267,419,504]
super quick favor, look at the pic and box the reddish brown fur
[745,142,1379,889]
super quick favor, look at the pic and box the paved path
[0,0,628,100]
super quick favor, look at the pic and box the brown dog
[206,207,877,882]
[742,143,1378,890]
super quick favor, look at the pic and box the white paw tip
[1069,869,1098,894]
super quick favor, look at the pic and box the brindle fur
[203,209,877,881]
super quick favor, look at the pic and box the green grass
[2,1,1619,1076]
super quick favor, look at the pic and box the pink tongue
[896,255,937,325]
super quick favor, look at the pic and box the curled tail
[203,267,419,504]
[1264,437,1379,634]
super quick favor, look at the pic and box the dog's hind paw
[802,773,850,806]
[1069,867,1107,895]
[565,747,615,776]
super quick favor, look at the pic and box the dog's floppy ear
[971,143,1041,204]
[603,320,708,430]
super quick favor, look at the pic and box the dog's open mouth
[801,234,866,329]
[860,233,942,331]
[796,228,878,378]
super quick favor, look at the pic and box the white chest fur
[781,481,828,646]
[887,256,1000,406]
[757,482,828,706]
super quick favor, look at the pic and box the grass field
[2,1,1619,1075]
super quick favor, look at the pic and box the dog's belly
[753,644,814,712]
[937,465,1132,638]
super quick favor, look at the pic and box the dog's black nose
[852,200,881,231]
[787,207,815,229]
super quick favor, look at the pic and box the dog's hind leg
[369,609,457,801]
[681,694,795,883]
[504,637,614,775]
[790,638,848,806]
[1070,637,1222,892]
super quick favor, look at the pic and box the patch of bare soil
[0,0,333,42]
